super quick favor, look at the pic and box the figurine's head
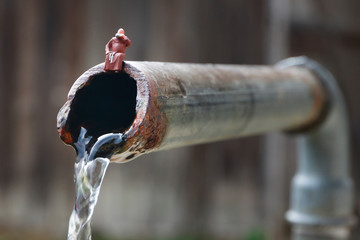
[115,28,125,38]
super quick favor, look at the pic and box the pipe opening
[67,71,137,146]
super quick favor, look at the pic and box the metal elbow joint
[277,57,356,239]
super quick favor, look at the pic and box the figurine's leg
[104,53,112,71]
[115,53,126,71]
[118,53,126,62]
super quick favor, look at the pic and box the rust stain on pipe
[283,68,329,133]
[118,63,167,158]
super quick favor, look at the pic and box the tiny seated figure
[104,28,131,72]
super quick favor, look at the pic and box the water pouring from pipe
[65,29,132,240]
[67,127,126,240]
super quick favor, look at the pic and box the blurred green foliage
[91,228,266,240]
[0,228,266,240]
[242,229,265,240]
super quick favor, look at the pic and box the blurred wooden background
[0,0,359,239]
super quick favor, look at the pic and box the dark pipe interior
[67,72,137,146]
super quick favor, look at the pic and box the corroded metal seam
[113,63,167,162]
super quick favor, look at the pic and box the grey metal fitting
[276,57,356,239]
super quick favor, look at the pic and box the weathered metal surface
[57,60,327,163]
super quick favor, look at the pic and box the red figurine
[104,28,131,72]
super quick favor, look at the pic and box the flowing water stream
[67,127,123,240]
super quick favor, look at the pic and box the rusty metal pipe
[57,60,327,163]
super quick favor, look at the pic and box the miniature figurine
[104,28,132,72]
